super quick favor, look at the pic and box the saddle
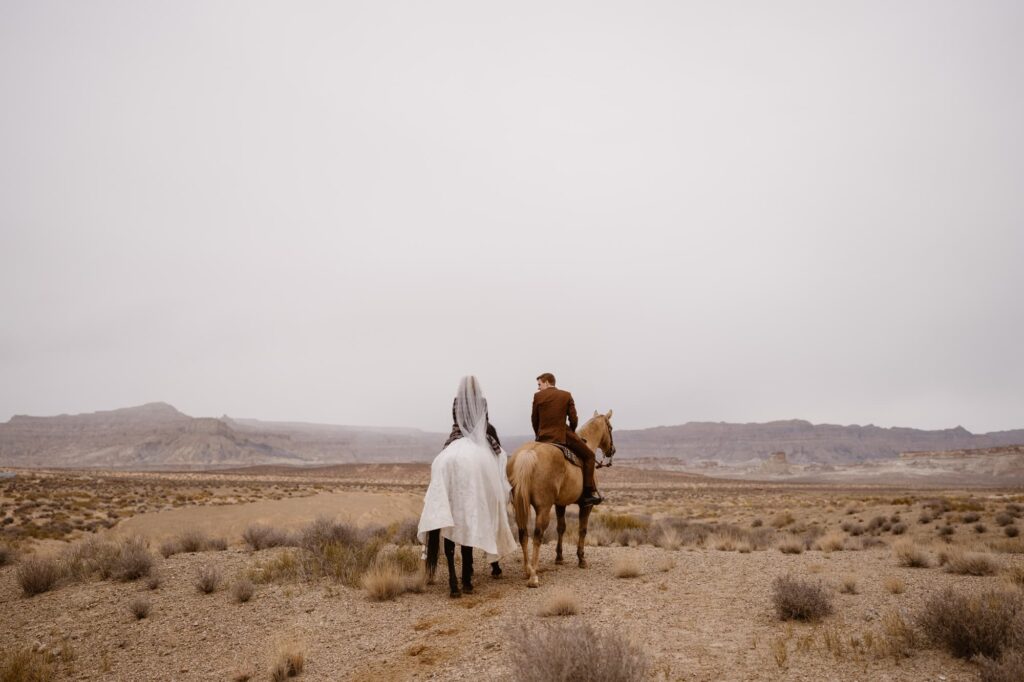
[541,442,580,468]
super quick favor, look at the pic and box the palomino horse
[507,410,615,587]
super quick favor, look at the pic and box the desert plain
[1,464,1023,681]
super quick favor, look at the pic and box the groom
[532,372,603,507]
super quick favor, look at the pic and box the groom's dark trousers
[532,387,598,492]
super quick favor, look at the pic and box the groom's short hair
[536,372,556,385]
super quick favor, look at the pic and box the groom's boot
[578,487,604,507]
[460,546,474,594]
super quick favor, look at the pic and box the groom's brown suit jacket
[532,387,578,445]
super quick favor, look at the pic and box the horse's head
[589,409,616,461]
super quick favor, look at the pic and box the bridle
[596,416,615,469]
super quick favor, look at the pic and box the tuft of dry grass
[507,621,648,682]
[978,650,1024,682]
[0,646,55,681]
[269,640,305,681]
[814,530,845,553]
[917,587,1024,659]
[654,557,675,573]
[770,511,795,529]
[232,577,255,603]
[539,588,580,617]
[16,555,64,596]
[771,575,833,621]
[195,565,221,594]
[612,555,641,579]
[884,576,906,594]
[0,544,13,568]
[129,596,150,620]
[146,573,161,590]
[839,575,858,594]
[776,535,804,555]
[361,561,405,601]
[1003,564,1024,589]
[61,535,153,582]
[893,540,930,568]
[944,549,1002,576]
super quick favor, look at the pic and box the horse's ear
[605,409,613,421]
[593,410,599,418]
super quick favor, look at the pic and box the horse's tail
[510,448,538,536]
[425,528,440,582]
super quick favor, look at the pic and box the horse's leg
[519,513,530,582]
[529,505,551,588]
[444,538,460,598]
[490,560,502,578]
[577,504,593,568]
[554,505,567,564]
[460,545,474,594]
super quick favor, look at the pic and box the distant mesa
[2,403,1023,473]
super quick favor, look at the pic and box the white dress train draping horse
[417,434,518,563]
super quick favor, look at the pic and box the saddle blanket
[544,442,580,468]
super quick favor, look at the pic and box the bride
[418,376,518,595]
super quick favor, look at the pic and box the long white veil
[454,375,489,447]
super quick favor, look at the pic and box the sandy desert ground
[2,464,1023,681]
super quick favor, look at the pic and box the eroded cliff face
[613,419,1024,464]
[0,403,442,469]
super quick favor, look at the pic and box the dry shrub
[979,650,1024,682]
[249,550,302,583]
[612,555,641,579]
[963,512,981,523]
[890,522,907,535]
[976,523,989,534]
[893,541,930,568]
[751,518,763,528]
[945,549,1002,576]
[269,640,305,681]
[108,536,154,581]
[776,536,804,555]
[389,518,420,545]
[206,536,228,551]
[771,575,833,621]
[917,587,1024,659]
[129,596,150,620]
[814,530,845,553]
[195,565,221,594]
[539,588,580,617]
[382,546,421,574]
[1003,564,1024,589]
[884,576,906,594]
[16,555,64,596]
[232,578,255,603]
[770,512,795,529]
[0,645,55,681]
[839,576,858,594]
[0,544,13,568]
[146,573,162,590]
[158,539,180,559]
[1005,526,1020,538]
[177,529,211,553]
[298,518,385,587]
[241,525,294,551]
[508,621,648,682]
[995,512,1014,527]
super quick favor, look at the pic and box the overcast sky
[1,1,1022,436]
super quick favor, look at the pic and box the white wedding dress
[417,378,518,561]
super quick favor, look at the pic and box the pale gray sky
[1,1,1022,436]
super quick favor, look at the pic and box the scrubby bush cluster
[771,575,833,621]
[160,529,228,557]
[508,621,649,682]
[917,587,1024,660]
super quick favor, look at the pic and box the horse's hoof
[449,589,462,599]
[527,577,540,588]
[555,556,564,565]
[578,559,588,569]
[462,584,474,594]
